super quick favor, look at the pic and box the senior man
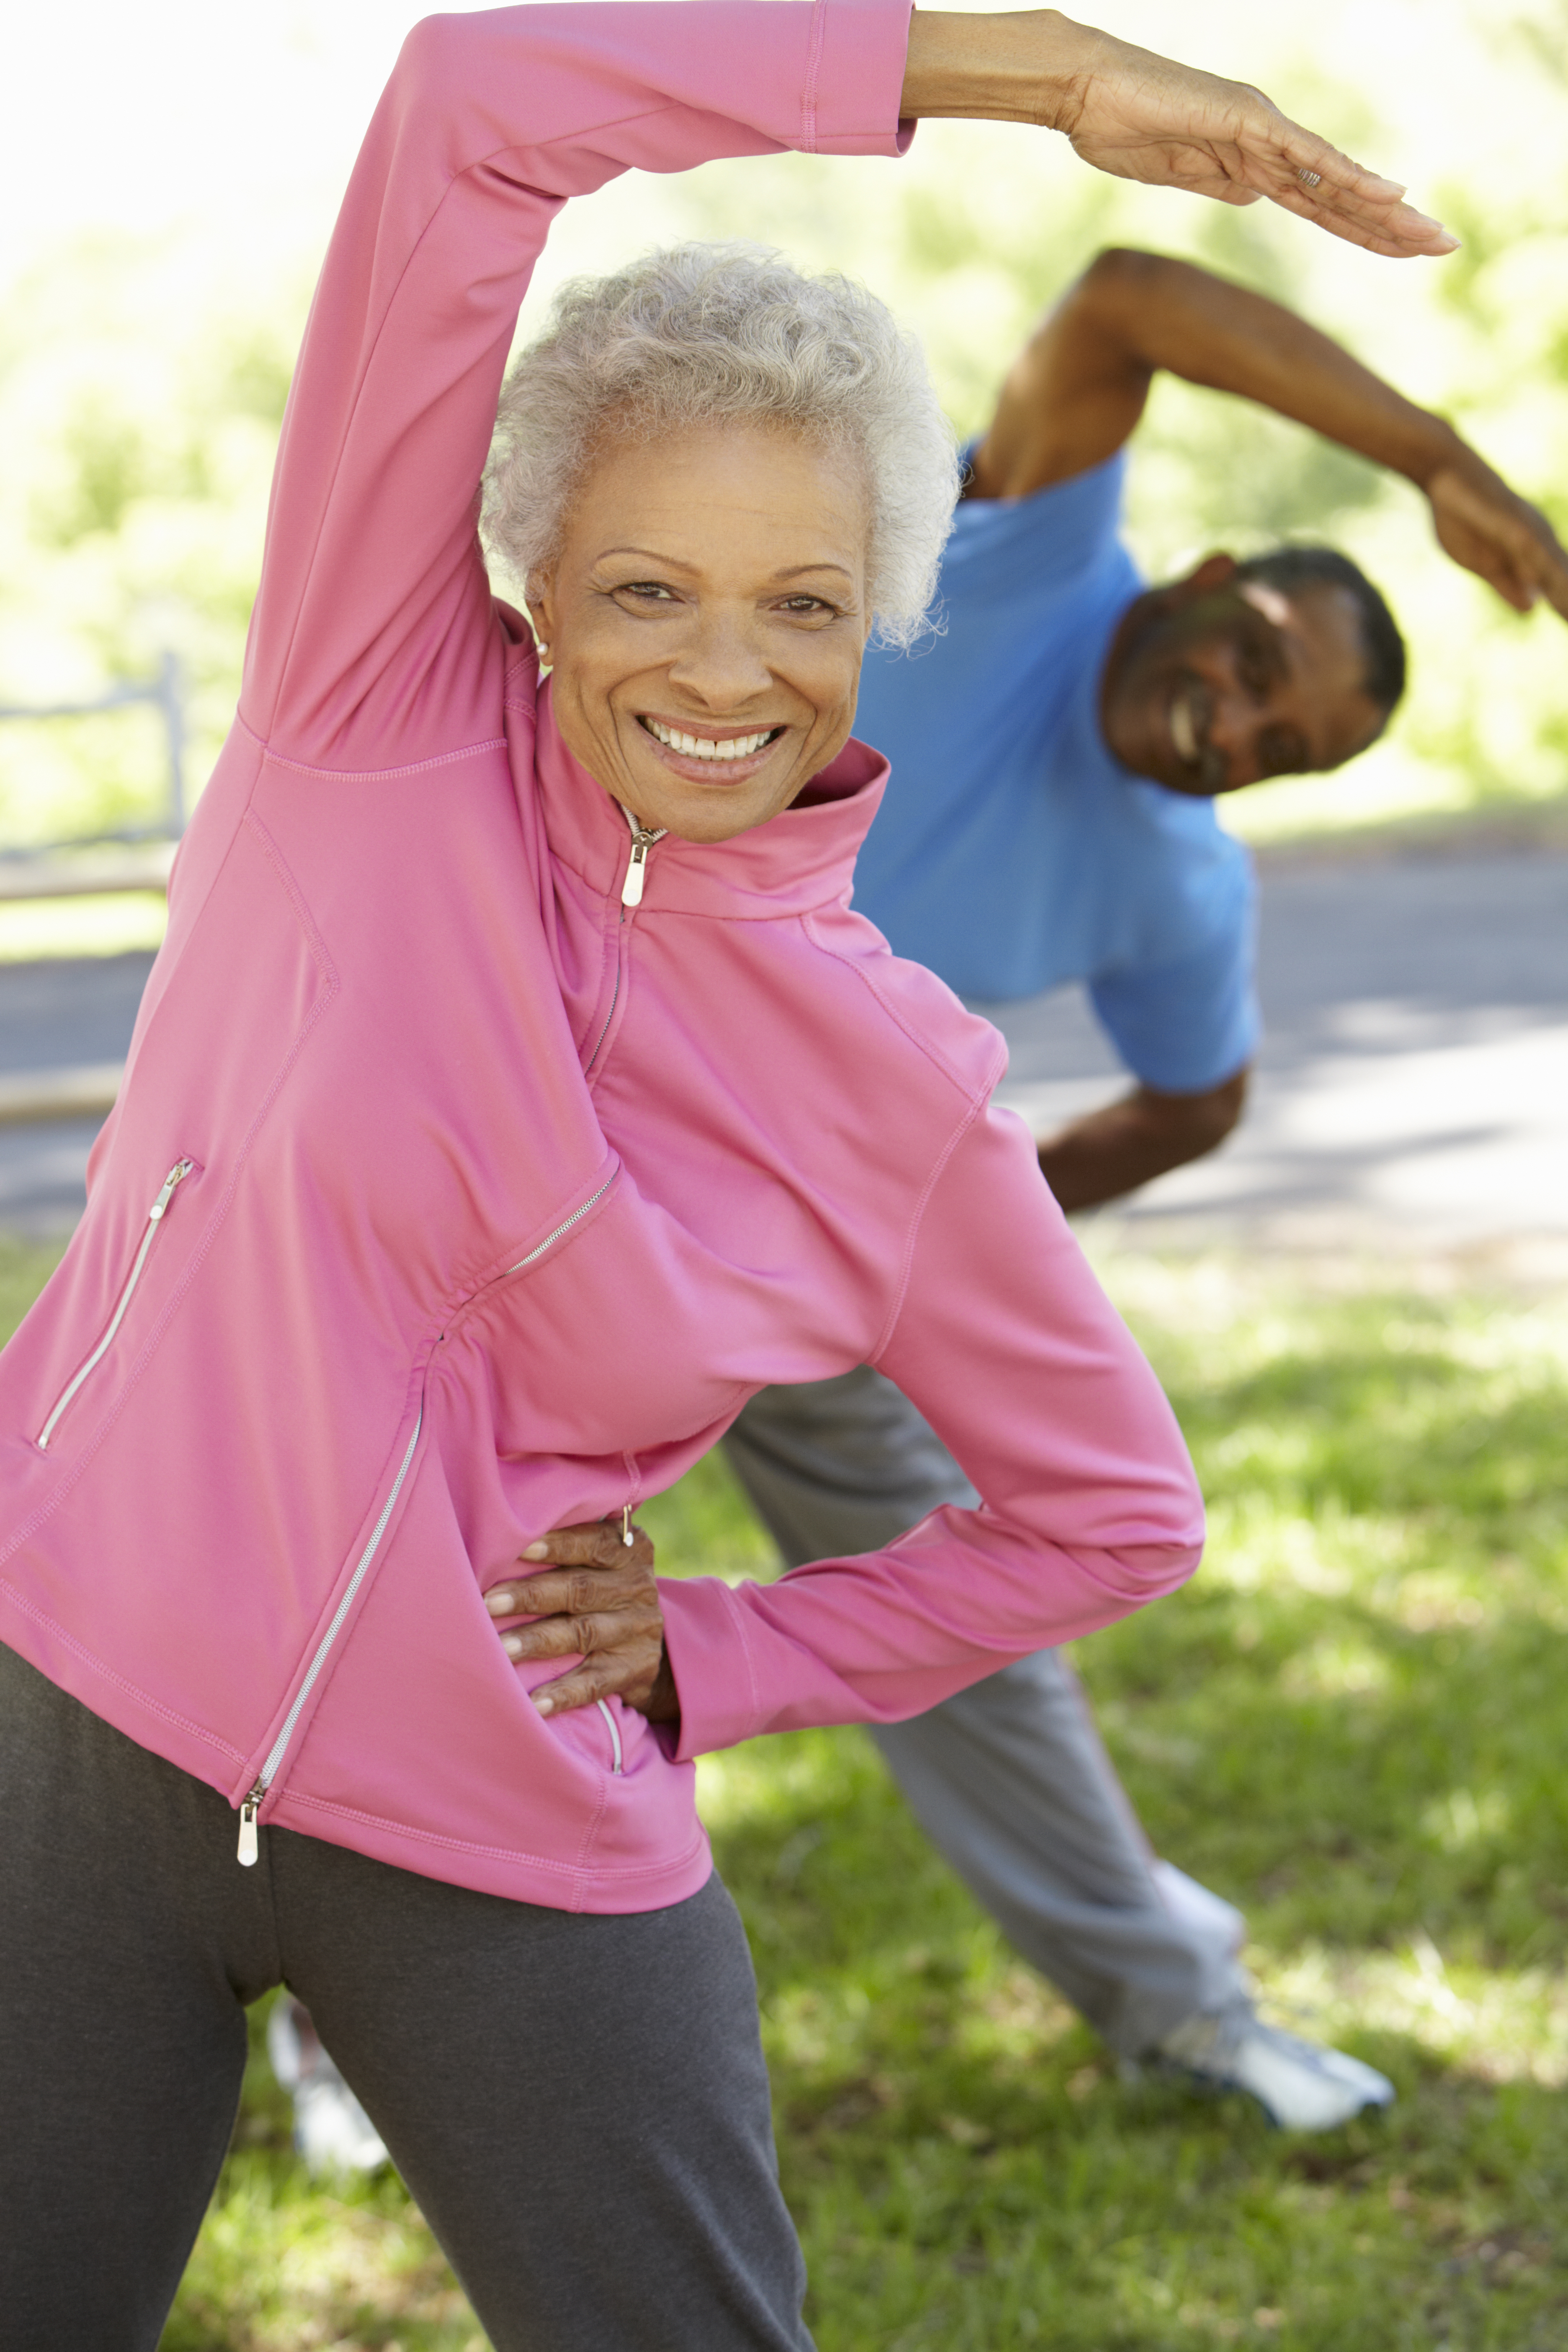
[719,248,1568,2131]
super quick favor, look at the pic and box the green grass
[6,1240,1564,2347]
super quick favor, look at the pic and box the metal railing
[0,650,187,895]
[0,653,188,1123]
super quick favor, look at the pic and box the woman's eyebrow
[770,568,858,593]
[592,550,856,584]
[595,546,691,569]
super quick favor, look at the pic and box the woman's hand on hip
[485,1521,679,1724]
[900,12,1457,260]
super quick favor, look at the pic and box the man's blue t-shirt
[850,454,1259,1094]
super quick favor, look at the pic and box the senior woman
[0,6,1452,2346]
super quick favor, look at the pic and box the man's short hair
[1235,545,1408,719]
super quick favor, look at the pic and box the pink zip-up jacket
[0,0,1203,1912]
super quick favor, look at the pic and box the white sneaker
[266,1996,390,2175]
[1154,2010,1395,2132]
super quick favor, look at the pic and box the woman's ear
[526,569,557,663]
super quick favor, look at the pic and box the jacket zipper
[37,1158,195,1449]
[504,1171,616,1275]
[237,1402,424,1864]
[583,812,664,1075]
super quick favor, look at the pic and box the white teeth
[646,718,775,761]
[1171,694,1198,764]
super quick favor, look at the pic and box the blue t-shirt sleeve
[1088,868,1259,1092]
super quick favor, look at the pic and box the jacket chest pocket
[36,1157,199,1450]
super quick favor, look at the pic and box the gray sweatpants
[722,1366,1250,2058]
[0,1639,811,2352]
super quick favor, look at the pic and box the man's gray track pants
[722,1364,1250,2058]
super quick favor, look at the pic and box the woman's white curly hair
[483,243,959,649]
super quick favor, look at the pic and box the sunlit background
[3,0,1566,910]
[3,8,1568,2344]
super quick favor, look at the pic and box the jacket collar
[531,678,888,921]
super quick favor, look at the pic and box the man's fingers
[1521,522,1568,620]
[1431,472,1568,619]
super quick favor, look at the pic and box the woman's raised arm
[241,0,914,770]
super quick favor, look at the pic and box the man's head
[1099,544,1408,796]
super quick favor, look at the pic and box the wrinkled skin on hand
[1050,21,1457,258]
[484,1519,679,1724]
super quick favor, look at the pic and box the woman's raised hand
[485,1519,679,1723]
[900,11,1458,260]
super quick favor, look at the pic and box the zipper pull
[622,832,652,908]
[620,822,666,909]
[237,1781,265,1867]
[150,1158,195,1220]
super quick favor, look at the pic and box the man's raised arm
[971,247,1568,621]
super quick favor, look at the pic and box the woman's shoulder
[802,902,1008,1110]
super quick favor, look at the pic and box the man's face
[1099,555,1387,796]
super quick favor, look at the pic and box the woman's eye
[777,595,834,616]
[615,581,678,604]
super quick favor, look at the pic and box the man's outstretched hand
[1425,455,1568,621]
[485,1519,679,1724]
[900,11,1458,261]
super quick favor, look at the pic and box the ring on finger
[1297,166,1323,188]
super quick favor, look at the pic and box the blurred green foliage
[2,0,1566,855]
[0,237,305,847]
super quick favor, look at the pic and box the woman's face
[528,421,873,844]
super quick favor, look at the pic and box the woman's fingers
[499,1602,652,1662]
[527,1642,680,1723]
[507,1518,656,1573]
[1057,28,1456,257]
[482,1516,669,1718]
[486,1563,657,1627]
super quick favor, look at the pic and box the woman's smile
[635,712,789,786]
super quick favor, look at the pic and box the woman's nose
[666,610,772,704]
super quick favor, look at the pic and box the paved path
[985,841,1568,1263]
[0,839,1563,1256]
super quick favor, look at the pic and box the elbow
[1155,1065,1250,1167]
[1076,246,1180,312]
[1090,1523,1205,1612]
[390,13,468,103]
[1191,1064,1249,1152]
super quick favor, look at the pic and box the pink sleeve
[240,1,915,769]
[660,1102,1205,1755]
